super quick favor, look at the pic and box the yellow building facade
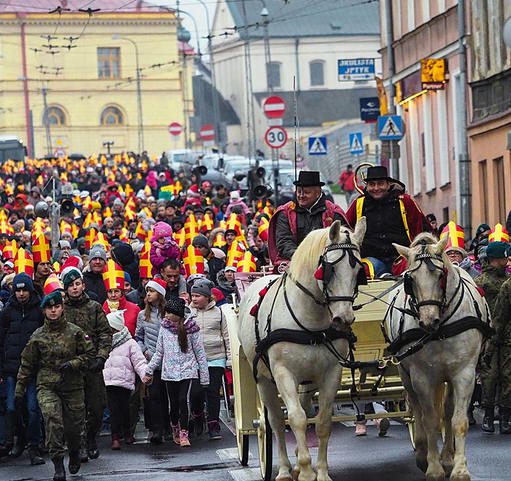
[0,7,194,158]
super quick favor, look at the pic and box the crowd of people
[0,153,509,480]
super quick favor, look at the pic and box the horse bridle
[403,241,448,313]
[291,235,367,306]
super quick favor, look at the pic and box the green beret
[62,268,82,289]
[41,290,63,308]
[486,241,511,259]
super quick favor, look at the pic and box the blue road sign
[359,97,380,122]
[337,58,375,81]
[308,137,327,155]
[377,115,404,140]
[349,133,364,154]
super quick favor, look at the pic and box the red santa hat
[145,277,167,297]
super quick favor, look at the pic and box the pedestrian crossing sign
[377,115,404,140]
[308,137,327,155]
[349,132,364,154]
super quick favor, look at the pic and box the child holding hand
[143,298,209,447]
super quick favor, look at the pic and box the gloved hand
[14,396,24,412]
[90,358,105,373]
[59,361,74,373]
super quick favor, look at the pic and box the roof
[254,88,377,127]
[0,0,170,14]
[225,0,379,39]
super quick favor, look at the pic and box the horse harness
[251,238,373,383]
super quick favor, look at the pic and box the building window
[98,47,121,79]
[494,157,506,222]
[101,106,124,126]
[46,106,66,126]
[310,61,324,86]
[267,62,281,89]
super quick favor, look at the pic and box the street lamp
[111,35,144,154]
[261,6,272,92]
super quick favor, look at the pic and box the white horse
[238,218,367,481]
[387,233,491,481]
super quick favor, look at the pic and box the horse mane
[288,224,352,279]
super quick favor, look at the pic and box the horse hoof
[450,471,471,481]
[416,458,428,473]
[441,462,454,477]
[425,472,445,481]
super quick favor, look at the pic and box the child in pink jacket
[150,221,180,274]
[103,310,148,450]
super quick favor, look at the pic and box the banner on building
[420,58,446,90]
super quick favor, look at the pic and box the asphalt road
[1,406,509,481]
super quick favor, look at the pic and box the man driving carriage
[267,171,348,267]
[345,166,432,277]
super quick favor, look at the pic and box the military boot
[28,446,45,465]
[499,407,511,434]
[51,456,66,481]
[481,407,495,433]
[68,450,81,474]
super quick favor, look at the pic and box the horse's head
[316,217,367,329]
[393,233,449,329]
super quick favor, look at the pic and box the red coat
[103,296,141,337]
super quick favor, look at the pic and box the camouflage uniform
[489,276,511,409]
[15,316,94,458]
[475,265,509,408]
[63,293,111,449]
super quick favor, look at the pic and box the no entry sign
[200,124,215,141]
[168,122,182,136]
[264,126,288,149]
[263,96,286,119]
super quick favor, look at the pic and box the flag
[14,248,34,277]
[200,213,215,233]
[103,207,113,218]
[139,241,152,278]
[184,214,200,245]
[237,251,257,272]
[258,217,269,242]
[226,241,244,267]
[174,228,186,247]
[44,274,63,295]
[102,259,124,291]
[2,239,17,260]
[225,214,243,237]
[440,221,464,249]
[489,223,510,243]
[182,244,205,278]
[135,222,148,241]
[32,234,51,263]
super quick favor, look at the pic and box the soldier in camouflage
[15,290,94,481]
[479,241,511,434]
[62,268,112,461]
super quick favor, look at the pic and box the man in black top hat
[346,166,431,277]
[268,171,348,266]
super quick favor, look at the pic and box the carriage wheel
[237,431,250,466]
[257,407,273,481]
[407,419,416,450]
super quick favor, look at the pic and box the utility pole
[103,141,114,156]
[41,86,52,156]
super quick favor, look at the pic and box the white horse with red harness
[238,218,367,481]
[386,233,492,481]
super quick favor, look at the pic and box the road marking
[229,468,261,481]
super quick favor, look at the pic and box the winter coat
[103,327,147,391]
[215,270,235,303]
[0,292,43,378]
[225,199,250,217]
[191,301,231,364]
[83,270,108,305]
[102,296,141,337]
[63,293,112,361]
[135,306,162,360]
[150,239,180,273]
[126,286,144,309]
[146,319,209,384]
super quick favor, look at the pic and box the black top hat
[364,166,393,182]
[293,171,325,187]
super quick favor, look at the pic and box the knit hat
[230,191,240,200]
[59,240,71,250]
[89,246,107,262]
[152,221,173,241]
[62,268,83,289]
[111,242,135,266]
[146,277,167,297]
[476,223,491,237]
[224,265,237,272]
[164,297,185,318]
[486,241,511,259]
[107,310,126,331]
[41,290,63,308]
[1,272,15,289]
[191,278,214,298]
[13,272,34,292]
[192,234,209,249]
[124,271,132,285]
[211,287,225,304]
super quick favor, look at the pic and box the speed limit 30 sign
[264,126,288,149]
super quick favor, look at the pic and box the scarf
[112,326,132,349]
[160,316,200,334]
[107,300,120,311]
